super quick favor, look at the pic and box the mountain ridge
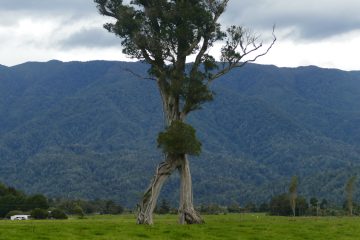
[0,60,360,207]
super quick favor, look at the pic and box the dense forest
[0,60,360,207]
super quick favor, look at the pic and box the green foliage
[310,197,318,207]
[157,120,201,155]
[1,61,360,207]
[269,194,292,216]
[199,204,226,215]
[102,200,124,214]
[269,194,309,216]
[31,208,49,220]
[227,203,242,213]
[320,199,328,209]
[26,194,49,210]
[51,198,124,215]
[73,205,85,218]
[49,208,68,219]
[0,194,26,218]
[95,0,224,118]
[244,202,257,212]
[0,182,49,218]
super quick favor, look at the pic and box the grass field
[0,214,360,240]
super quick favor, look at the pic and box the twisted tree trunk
[137,156,179,225]
[137,154,203,225]
[178,156,204,224]
[137,89,203,225]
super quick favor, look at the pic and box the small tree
[31,208,49,220]
[345,176,357,216]
[310,197,319,216]
[104,200,124,214]
[289,176,298,217]
[26,194,49,211]
[295,196,308,216]
[49,208,68,219]
[95,0,275,225]
[73,205,85,218]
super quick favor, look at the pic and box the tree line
[0,182,123,219]
[156,175,359,217]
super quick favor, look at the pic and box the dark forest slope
[0,61,360,207]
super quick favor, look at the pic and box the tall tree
[289,176,298,217]
[310,197,319,216]
[345,176,357,216]
[94,0,275,225]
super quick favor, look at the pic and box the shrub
[49,208,68,219]
[31,208,49,219]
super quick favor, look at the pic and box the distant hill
[0,60,360,207]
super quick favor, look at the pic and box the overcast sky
[0,0,359,70]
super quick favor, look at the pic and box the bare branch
[210,26,276,81]
[123,67,156,81]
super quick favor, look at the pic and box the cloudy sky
[0,0,359,70]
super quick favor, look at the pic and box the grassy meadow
[0,214,360,240]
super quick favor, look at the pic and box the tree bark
[136,154,203,225]
[137,87,203,224]
[178,156,204,224]
[137,156,179,225]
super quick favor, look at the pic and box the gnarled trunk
[137,156,179,225]
[178,156,204,224]
[137,88,203,225]
[137,154,203,225]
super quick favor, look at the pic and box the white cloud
[223,0,360,39]
[0,0,359,70]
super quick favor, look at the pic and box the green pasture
[0,214,359,240]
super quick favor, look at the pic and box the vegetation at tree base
[157,121,201,156]
[0,61,360,208]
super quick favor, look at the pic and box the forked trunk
[137,92,203,225]
[137,154,203,225]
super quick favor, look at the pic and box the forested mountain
[0,60,360,207]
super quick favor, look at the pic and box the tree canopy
[95,0,275,119]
